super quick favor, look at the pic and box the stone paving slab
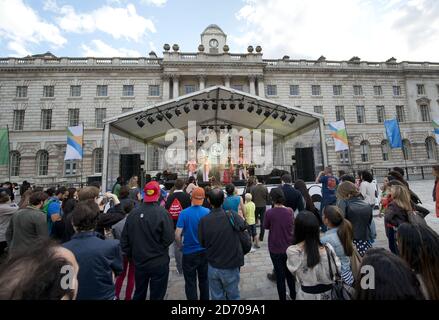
[122,179,439,300]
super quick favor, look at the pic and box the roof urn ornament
[163,44,170,51]
[247,45,254,53]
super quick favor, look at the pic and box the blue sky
[0,0,438,61]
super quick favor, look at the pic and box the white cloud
[231,0,439,61]
[81,39,141,57]
[53,2,156,42]
[149,41,157,53]
[0,0,66,56]
[141,0,167,7]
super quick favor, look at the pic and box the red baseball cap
[144,181,160,203]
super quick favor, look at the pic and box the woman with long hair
[18,189,32,209]
[127,176,141,202]
[336,181,373,257]
[397,223,439,300]
[286,211,341,300]
[321,205,355,286]
[294,179,321,223]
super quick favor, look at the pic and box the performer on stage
[202,156,210,182]
[186,159,197,179]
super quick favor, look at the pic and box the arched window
[93,148,103,174]
[36,150,49,176]
[381,140,390,161]
[426,137,437,160]
[10,151,21,177]
[402,139,412,160]
[360,140,370,162]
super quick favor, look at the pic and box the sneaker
[254,244,261,249]
[250,247,256,253]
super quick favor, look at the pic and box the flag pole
[7,125,11,182]
[343,119,355,175]
[396,120,408,179]
[81,122,84,187]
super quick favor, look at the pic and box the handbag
[225,210,252,255]
[325,245,355,300]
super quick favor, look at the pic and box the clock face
[209,39,219,48]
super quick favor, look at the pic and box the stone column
[199,76,206,90]
[224,75,231,88]
[162,74,171,100]
[249,75,256,95]
[172,75,179,98]
[257,75,265,97]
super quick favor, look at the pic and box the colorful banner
[0,127,9,165]
[328,120,349,152]
[384,119,402,148]
[433,119,439,145]
[64,125,83,160]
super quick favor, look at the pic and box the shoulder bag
[225,210,252,255]
[325,245,355,300]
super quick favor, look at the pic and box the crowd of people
[0,165,438,300]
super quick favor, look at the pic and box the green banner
[0,128,9,165]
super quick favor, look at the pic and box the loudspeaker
[120,154,141,183]
[295,147,315,182]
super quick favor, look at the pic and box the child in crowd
[244,193,258,251]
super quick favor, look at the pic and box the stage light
[264,110,271,117]
[212,104,218,110]
[238,102,244,110]
[247,105,254,113]
[175,108,181,116]
[201,125,206,130]
[165,110,173,119]
[137,119,145,128]
[227,124,232,130]
[280,113,287,121]
[272,111,279,119]
[193,103,200,110]
[203,102,209,110]
[229,103,236,110]
[220,125,225,130]
[156,114,164,121]
[147,116,155,124]
[221,103,227,110]
[184,105,190,113]
[289,115,296,124]
[208,125,214,130]
[256,106,263,115]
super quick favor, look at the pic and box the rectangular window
[13,110,25,131]
[68,109,80,127]
[266,85,277,96]
[420,105,431,122]
[121,107,133,114]
[122,85,134,97]
[231,85,244,92]
[335,106,345,121]
[16,86,27,98]
[314,106,323,114]
[353,85,363,96]
[149,85,160,96]
[290,85,300,96]
[393,85,401,96]
[43,85,54,97]
[376,106,385,123]
[333,85,342,96]
[356,106,366,123]
[184,85,196,94]
[373,86,383,96]
[96,85,108,97]
[70,85,81,97]
[311,85,321,96]
[64,160,77,176]
[95,108,106,128]
[339,150,350,164]
[396,105,405,122]
[41,109,52,130]
[417,84,425,95]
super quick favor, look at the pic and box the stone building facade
[0,24,438,184]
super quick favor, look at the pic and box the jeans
[208,264,240,300]
[270,252,296,300]
[171,241,183,273]
[133,262,169,300]
[182,251,209,300]
[255,207,266,241]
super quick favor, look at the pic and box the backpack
[168,197,183,220]
[42,199,55,215]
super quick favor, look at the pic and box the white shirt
[359,181,376,206]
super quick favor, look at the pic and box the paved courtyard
[139,179,439,300]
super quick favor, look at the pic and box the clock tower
[201,24,227,54]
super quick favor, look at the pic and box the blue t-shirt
[222,195,241,214]
[319,175,339,205]
[176,205,210,255]
[47,197,61,235]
